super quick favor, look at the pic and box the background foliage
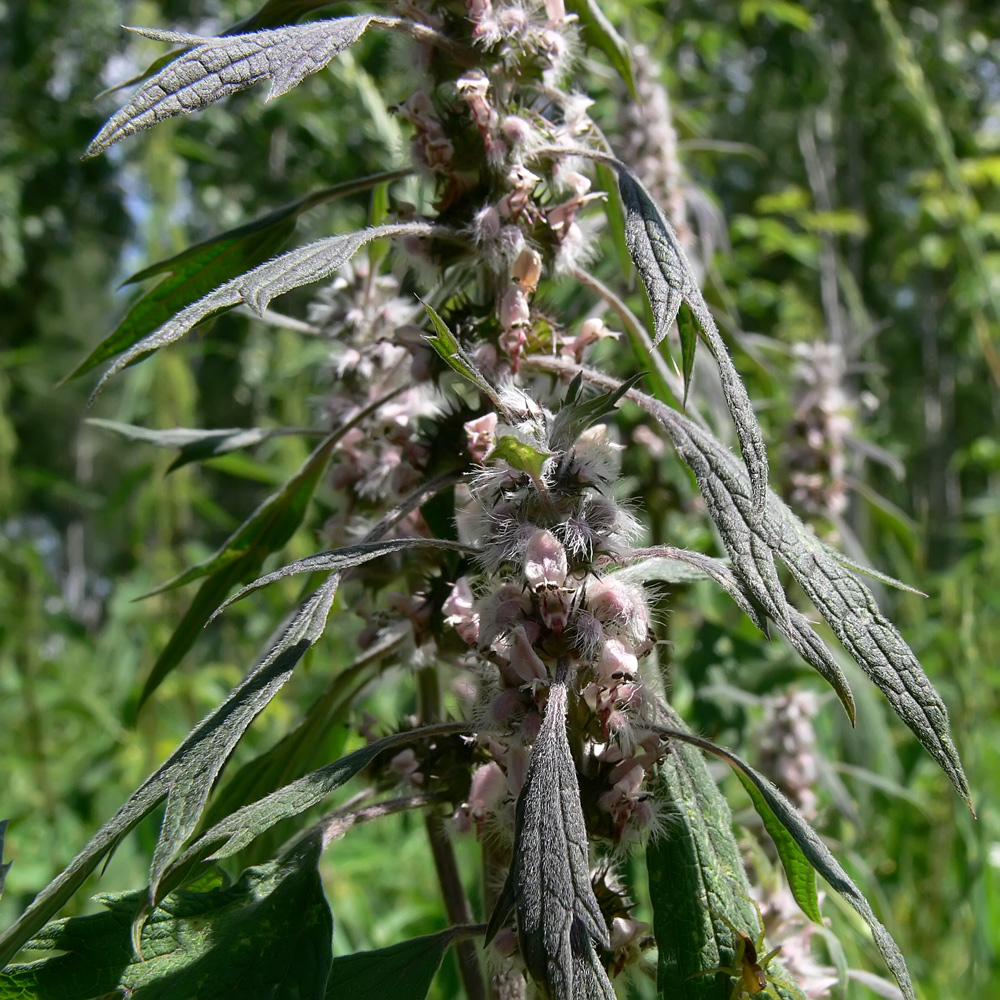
[1,1,998,997]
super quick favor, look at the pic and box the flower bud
[523,529,568,590]
[511,247,542,295]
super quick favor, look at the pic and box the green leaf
[0,833,333,1000]
[207,537,478,623]
[677,302,698,406]
[199,629,405,833]
[488,435,552,483]
[86,419,322,472]
[0,574,340,969]
[654,724,915,1000]
[648,705,791,1000]
[564,0,637,99]
[90,222,435,400]
[549,373,644,451]
[154,722,470,907]
[732,770,822,924]
[325,928,463,1000]
[66,172,409,383]
[422,302,502,406]
[615,163,770,517]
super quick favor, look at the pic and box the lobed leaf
[0,572,340,969]
[90,222,437,400]
[0,832,332,1000]
[153,722,471,906]
[615,164,770,517]
[534,359,971,805]
[654,725,915,1000]
[486,681,615,1000]
[66,171,408,382]
[84,16,391,158]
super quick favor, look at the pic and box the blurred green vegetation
[1,1,998,997]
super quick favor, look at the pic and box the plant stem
[417,666,485,1000]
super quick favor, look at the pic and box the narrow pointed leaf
[208,538,478,622]
[0,574,339,968]
[84,16,392,158]
[654,725,915,1000]
[134,430,342,710]
[486,681,614,1000]
[154,722,470,905]
[422,302,503,407]
[615,164,770,516]
[91,222,435,399]
[549,372,644,451]
[67,172,407,382]
[677,302,698,405]
[325,927,471,1000]
[0,833,332,1000]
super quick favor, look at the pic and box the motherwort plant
[0,3,971,999]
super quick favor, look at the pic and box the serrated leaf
[67,172,408,383]
[208,538,478,622]
[90,222,435,399]
[200,629,405,834]
[0,821,10,902]
[0,832,332,1000]
[648,705,794,1000]
[325,928,462,1000]
[154,722,470,906]
[422,302,502,407]
[635,388,965,801]
[0,573,339,969]
[565,0,637,99]
[615,164,770,517]
[654,725,915,1000]
[486,681,614,1000]
[84,16,392,158]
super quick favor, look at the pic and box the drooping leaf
[154,722,470,907]
[615,164,770,517]
[0,573,339,968]
[207,537,478,622]
[541,359,973,797]
[564,0,637,99]
[486,681,615,1000]
[654,725,915,1000]
[90,222,436,400]
[619,546,770,634]
[325,927,471,1000]
[84,17,393,158]
[648,705,802,1000]
[66,171,409,382]
[0,832,332,1000]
